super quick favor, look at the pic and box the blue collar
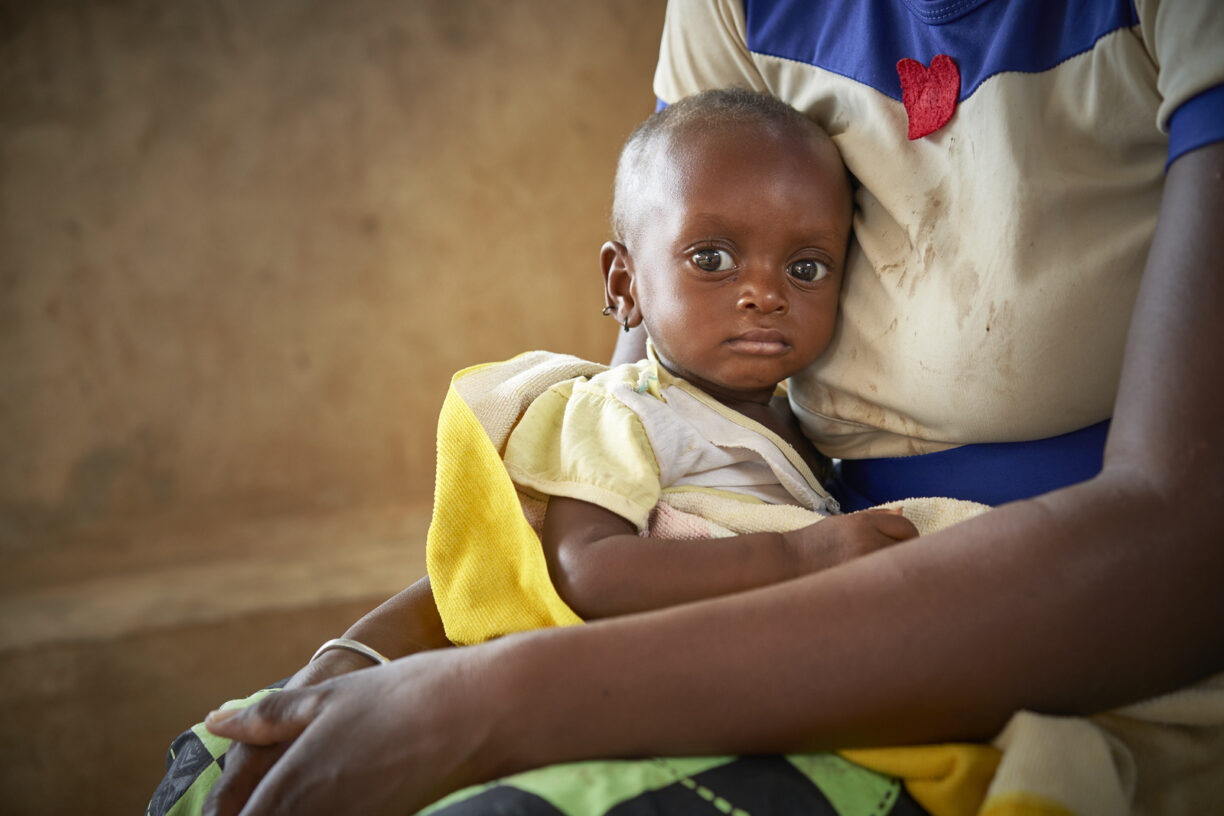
[898,0,996,26]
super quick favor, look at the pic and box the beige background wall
[2,0,664,547]
[0,1,667,810]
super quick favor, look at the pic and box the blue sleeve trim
[655,97,667,112]
[1167,84,1224,169]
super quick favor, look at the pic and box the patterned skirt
[148,685,929,816]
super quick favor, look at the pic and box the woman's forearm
[486,475,1223,776]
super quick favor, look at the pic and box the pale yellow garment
[426,353,1224,816]
[504,373,663,529]
[503,352,836,531]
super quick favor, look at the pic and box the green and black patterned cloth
[148,685,928,816]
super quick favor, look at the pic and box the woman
[196,1,1224,813]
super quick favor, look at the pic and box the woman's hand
[203,648,506,816]
[201,649,379,816]
[204,577,455,815]
[783,508,918,574]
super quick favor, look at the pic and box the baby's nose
[736,272,787,313]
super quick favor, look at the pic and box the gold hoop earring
[601,306,612,316]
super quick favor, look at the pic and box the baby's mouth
[725,329,790,355]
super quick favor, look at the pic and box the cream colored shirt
[654,0,1224,459]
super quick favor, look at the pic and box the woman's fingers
[222,738,315,816]
[202,742,286,816]
[199,654,375,816]
[205,687,319,745]
[201,691,323,816]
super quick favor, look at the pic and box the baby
[437,88,918,630]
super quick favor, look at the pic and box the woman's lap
[423,754,929,816]
[148,684,928,816]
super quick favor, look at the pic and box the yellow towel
[426,356,588,644]
[426,353,1224,816]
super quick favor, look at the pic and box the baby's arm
[542,496,915,619]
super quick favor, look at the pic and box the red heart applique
[897,54,960,140]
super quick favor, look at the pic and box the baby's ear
[601,241,640,326]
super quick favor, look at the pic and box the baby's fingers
[857,508,919,541]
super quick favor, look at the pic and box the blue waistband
[830,420,1110,511]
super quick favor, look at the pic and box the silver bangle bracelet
[310,637,391,666]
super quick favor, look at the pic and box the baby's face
[627,123,851,405]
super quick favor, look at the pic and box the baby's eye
[692,249,734,272]
[788,259,829,282]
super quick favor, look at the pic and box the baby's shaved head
[611,88,843,244]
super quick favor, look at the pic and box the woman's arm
[205,143,1224,816]
[543,496,916,618]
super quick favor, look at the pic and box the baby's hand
[783,508,918,574]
